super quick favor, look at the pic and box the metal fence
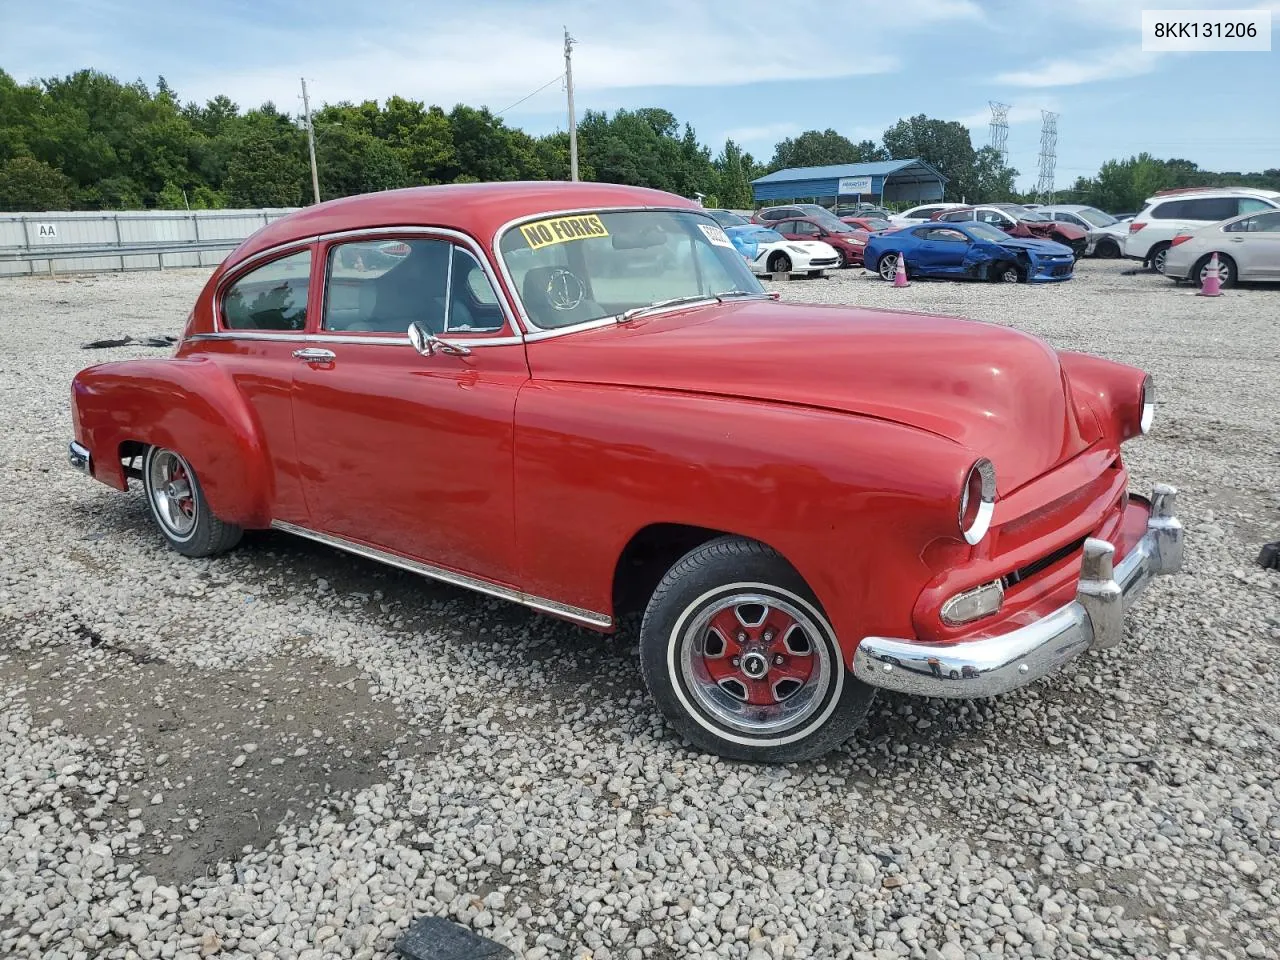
[0,208,301,278]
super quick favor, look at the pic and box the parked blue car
[864,220,1076,283]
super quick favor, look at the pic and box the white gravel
[1,261,1278,959]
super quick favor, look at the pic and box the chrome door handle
[1230,237,1245,242]
[293,348,336,362]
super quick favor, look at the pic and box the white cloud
[954,102,1055,129]
[993,47,1160,88]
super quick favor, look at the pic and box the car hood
[527,300,1098,493]
[993,236,1075,256]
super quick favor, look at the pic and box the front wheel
[639,536,875,762]
[767,252,792,275]
[143,446,243,558]
[991,261,1023,283]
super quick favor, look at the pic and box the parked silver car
[1162,208,1280,287]
[1036,204,1128,258]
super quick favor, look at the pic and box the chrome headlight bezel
[1140,375,1154,434]
[959,458,997,546]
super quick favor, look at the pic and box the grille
[1003,536,1087,588]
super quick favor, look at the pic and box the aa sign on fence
[36,224,57,239]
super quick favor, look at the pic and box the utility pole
[1036,110,1059,204]
[564,28,578,181]
[301,78,321,205]
[988,101,1010,167]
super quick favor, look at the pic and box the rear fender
[72,357,273,527]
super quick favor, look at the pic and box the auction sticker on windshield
[519,214,610,250]
[698,223,735,248]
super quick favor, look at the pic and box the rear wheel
[639,536,875,762]
[767,252,792,275]
[1193,253,1236,288]
[1148,242,1171,274]
[877,252,901,281]
[1093,238,1121,258]
[143,446,242,558]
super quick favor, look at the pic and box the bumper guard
[68,440,91,474]
[852,484,1184,698]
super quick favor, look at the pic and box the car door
[915,227,968,272]
[1225,211,1280,279]
[202,246,316,524]
[288,233,529,586]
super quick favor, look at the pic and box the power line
[496,73,565,116]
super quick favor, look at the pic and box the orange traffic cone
[893,252,909,287]
[1198,252,1223,297]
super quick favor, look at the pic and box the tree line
[1,69,1276,214]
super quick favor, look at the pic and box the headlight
[1140,376,1154,434]
[959,458,996,545]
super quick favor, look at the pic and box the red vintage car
[934,204,1089,258]
[68,182,1184,762]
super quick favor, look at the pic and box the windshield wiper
[617,290,769,323]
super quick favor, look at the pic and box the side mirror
[408,321,472,357]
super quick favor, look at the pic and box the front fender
[513,382,978,659]
[72,357,274,527]
[1057,351,1147,446]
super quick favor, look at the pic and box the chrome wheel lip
[670,585,840,744]
[147,449,199,541]
[1000,267,1020,282]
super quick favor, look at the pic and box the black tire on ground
[142,446,243,558]
[1191,252,1236,289]
[639,536,876,762]
[990,261,1023,283]
[1147,242,1172,274]
[1093,238,1121,258]
[767,252,792,275]
[834,249,847,269]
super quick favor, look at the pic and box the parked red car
[935,204,1089,258]
[840,216,898,233]
[771,216,871,267]
[68,182,1183,762]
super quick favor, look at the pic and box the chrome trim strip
[852,484,1183,698]
[68,440,91,474]
[269,520,613,629]
[491,204,723,337]
[185,332,525,348]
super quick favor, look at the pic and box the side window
[1251,212,1280,232]
[791,222,821,237]
[1150,200,1187,219]
[1237,197,1276,215]
[446,248,505,333]
[221,250,311,331]
[1183,197,1239,221]
[913,207,939,219]
[977,209,1006,225]
[939,210,970,222]
[324,238,449,334]
[932,228,968,242]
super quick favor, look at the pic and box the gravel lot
[1,261,1278,960]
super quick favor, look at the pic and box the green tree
[0,156,74,209]
[882,114,979,199]
[769,129,881,170]
[713,139,754,209]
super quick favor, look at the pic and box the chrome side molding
[269,520,613,630]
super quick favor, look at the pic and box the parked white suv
[1124,187,1280,273]
[889,202,966,225]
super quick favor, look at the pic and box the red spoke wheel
[639,536,876,762]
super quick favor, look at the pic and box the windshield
[732,227,784,243]
[499,210,765,330]
[861,219,893,231]
[997,204,1049,222]
[1076,207,1118,227]
[966,223,1010,242]
[805,208,856,232]
[707,210,749,227]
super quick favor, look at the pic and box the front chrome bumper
[68,440,91,474]
[852,484,1184,698]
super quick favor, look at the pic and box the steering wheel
[543,268,586,312]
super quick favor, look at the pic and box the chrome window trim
[270,520,612,629]
[185,331,524,348]
[215,226,522,340]
[491,204,737,338]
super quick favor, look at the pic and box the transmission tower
[1036,110,1059,203]
[988,101,1010,166]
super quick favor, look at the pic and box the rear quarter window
[221,250,312,331]
[1152,197,1239,221]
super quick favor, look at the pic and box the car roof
[1145,186,1280,204]
[224,181,697,270]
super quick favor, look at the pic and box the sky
[2,0,1278,191]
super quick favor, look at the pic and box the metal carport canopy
[750,158,948,204]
